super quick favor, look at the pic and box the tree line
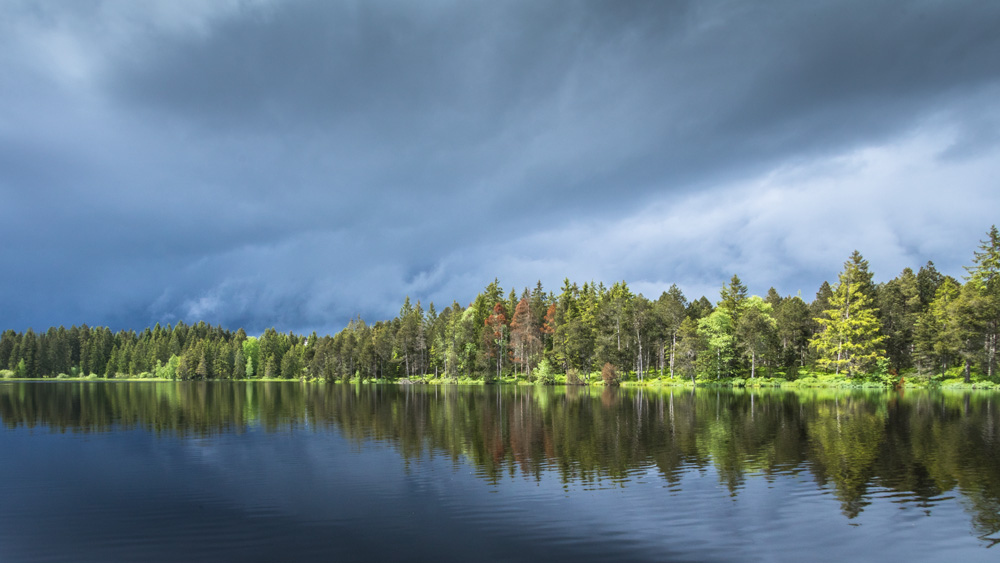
[2,226,998,384]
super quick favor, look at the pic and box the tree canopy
[3,227,999,385]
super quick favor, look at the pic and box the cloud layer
[3,0,999,334]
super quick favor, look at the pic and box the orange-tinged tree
[510,297,541,378]
[485,303,508,380]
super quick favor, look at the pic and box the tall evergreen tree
[965,225,1000,378]
[811,256,886,376]
[877,268,921,371]
[914,278,962,376]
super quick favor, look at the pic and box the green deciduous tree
[735,296,777,379]
[699,309,734,379]
[656,285,687,378]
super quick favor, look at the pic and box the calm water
[0,382,998,562]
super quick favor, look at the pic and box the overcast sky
[3,0,999,335]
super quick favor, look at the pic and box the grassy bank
[4,370,999,390]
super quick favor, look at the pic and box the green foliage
[698,309,734,379]
[866,357,897,386]
[811,253,886,376]
[154,355,180,380]
[533,359,555,385]
[2,225,999,388]
[243,337,260,378]
[735,296,777,378]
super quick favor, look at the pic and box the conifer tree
[196,352,209,380]
[484,303,508,380]
[965,225,1000,378]
[233,348,246,379]
[509,297,540,378]
[675,317,703,384]
[914,278,962,376]
[811,256,886,376]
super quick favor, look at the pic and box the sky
[3,0,999,335]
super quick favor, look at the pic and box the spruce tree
[965,225,1000,378]
[811,256,886,376]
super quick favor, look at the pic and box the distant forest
[2,226,999,384]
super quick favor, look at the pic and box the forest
[2,226,998,386]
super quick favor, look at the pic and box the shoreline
[4,375,998,391]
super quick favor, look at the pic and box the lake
[0,381,997,561]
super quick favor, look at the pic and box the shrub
[533,360,555,385]
[601,363,619,386]
[867,357,900,386]
[0,369,15,379]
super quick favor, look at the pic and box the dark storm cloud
[2,0,999,333]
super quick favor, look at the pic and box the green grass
[7,368,999,390]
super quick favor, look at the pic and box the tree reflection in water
[0,381,997,543]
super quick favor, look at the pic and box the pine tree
[774,295,811,373]
[264,355,278,379]
[878,268,921,371]
[965,225,1000,378]
[914,278,961,376]
[675,317,703,384]
[811,256,886,376]
[196,352,209,380]
[233,348,246,379]
[719,275,749,325]
[509,297,540,378]
[917,261,945,308]
[484,302,508,381]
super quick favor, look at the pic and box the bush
[601,363,619,386]
[867,358,900,386]
[533,360,555,385]
[56,373,70,379]
[0,369,15,379]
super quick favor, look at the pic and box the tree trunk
[636,326,643,382]
[669,332,676,379]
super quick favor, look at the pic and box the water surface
[0,382,997,561]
